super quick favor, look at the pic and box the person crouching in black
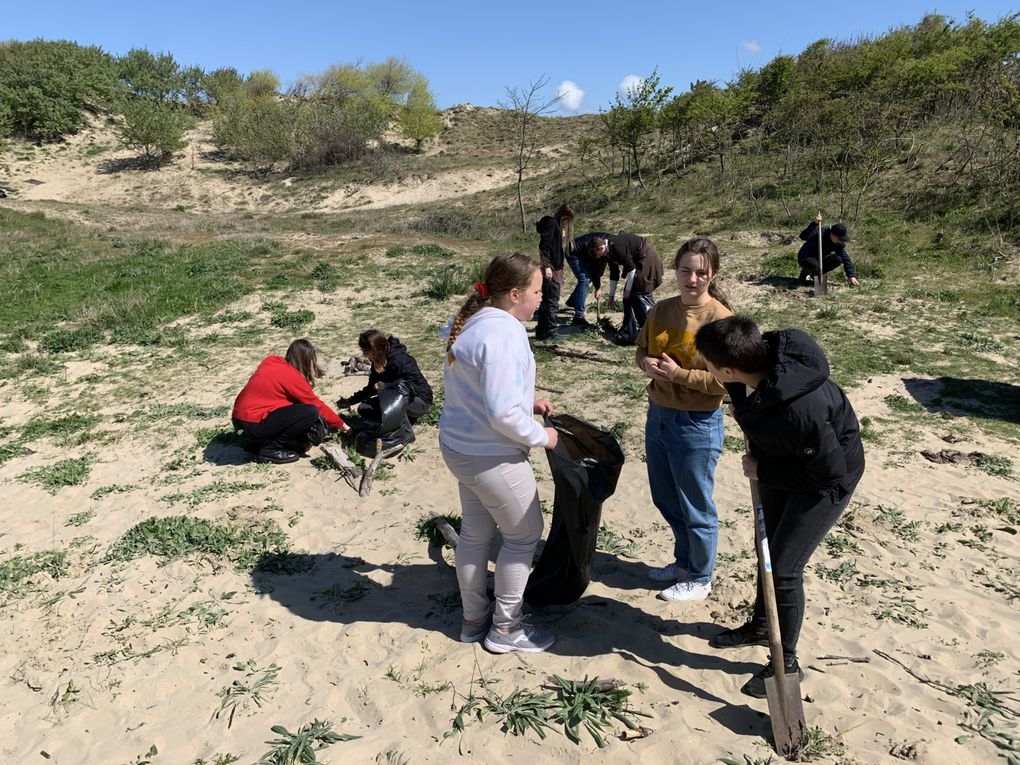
[338,330,434,424]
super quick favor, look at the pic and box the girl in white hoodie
[440,252,559,654]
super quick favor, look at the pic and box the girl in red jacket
[232,339,349,464]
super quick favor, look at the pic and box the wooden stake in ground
[748,459,806,755]
[813,211,828,297]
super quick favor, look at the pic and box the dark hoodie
[725,329,864,493]
[536,215,565,271]
[348,336,433,406]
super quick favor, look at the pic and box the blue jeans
[645,402,723,583]
[564,253,590,317]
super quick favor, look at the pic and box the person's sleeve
[282,371,345,429]
[839,247,855,278]
[799,222,817,241]
[622,269,636,293]
[756,416,847,491]
[479,357,548,448]
[346,373,376,405]
[537,219,555,271]
[670,367,726,395]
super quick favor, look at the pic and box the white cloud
[556,80,585,112]
[741,40,763,55]
[617,75,644,98]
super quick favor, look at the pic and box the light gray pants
[441,446,544,630]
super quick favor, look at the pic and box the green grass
[0,208,320,349]
[20,413,100,443]
[0,550,69,594]
[103,515,298,572]
[17,455,94,493]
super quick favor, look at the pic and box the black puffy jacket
[348,337,433,406]
[726,329,864,493]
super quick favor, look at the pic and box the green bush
[0,40,120,140]
[213,95,294,173]
[116,98,195,160]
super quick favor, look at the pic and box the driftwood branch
[358,440,404,497]
[536,384,565,394]
[320,443,360,490]
[321,441,401,496]
[428,513,460,548]
[546,347,617,364]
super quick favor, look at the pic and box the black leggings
[750,473,862,659]
[233,403,319,453]
[534,275,562,338]
[799,252,843,277]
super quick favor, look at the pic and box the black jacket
[797,222,855,278]
[585,231,664,294]
[348,337,433,407]
[536,215,566,271]
[726,329,864,493]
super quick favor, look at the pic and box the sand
[1,118,1018,765]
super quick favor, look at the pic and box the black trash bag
[612,293,655,346]
[354,381,416,457]
[524,414,625,606]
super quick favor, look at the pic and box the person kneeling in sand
[337,330,434,424]
[695,315,865,698]
[232,339,349,464]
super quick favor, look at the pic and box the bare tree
[500,76,562,232]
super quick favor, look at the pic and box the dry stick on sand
[359,439,404,497]
[320,441,402,496]
[428,513,461,549]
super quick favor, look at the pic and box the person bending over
[695,315,865,698]
[232,339,349,464]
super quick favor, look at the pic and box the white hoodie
[439,307,548,456]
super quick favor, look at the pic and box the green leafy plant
[548,675,651,748]
[18,455,94,493]
[216,661,281,728]
[256,719,360,764]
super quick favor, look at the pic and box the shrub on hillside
[0,40,120,140]
[213,95,294,173]
[116,98,195,161]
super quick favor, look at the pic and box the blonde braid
[446,293,487,364]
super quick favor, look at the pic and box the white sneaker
[658,580,712,601]
[647,562,688,583]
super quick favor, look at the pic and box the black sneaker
[741,657,804,699]
[257,446,300,464]
[571,316,592,328]
[709,622,769,649]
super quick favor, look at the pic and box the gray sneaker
[483,620,555,654]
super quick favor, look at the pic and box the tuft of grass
[824,533,862,558]
[263,301,315,331]
[65,510,95,527]
[0,443,29,467]
[596,525,640,558]
[973,452,1013,478]
[423,264,470,300]
[161,479,267,508]
[0,550,69,595]
[20,413,100,444]
[216,660,281,729]
[103,515,294,572]
[17,455,94,493]
[256,719,360,764]
[411,242,456,258]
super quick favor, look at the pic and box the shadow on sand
[252,547,771,739]
[903,376,1020,426]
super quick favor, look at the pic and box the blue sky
[4,1,1016,113]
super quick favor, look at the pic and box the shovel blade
[813,274,827,296]
[764,674,806,756]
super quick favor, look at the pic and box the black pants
[750,472,862,659]
[613,292,655,345]
[233,403,319,453]
[799,253,843,277]
[534,276,561,339]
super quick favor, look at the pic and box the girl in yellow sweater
[635,237,733,601]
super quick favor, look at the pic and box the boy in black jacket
[694,315,865,698]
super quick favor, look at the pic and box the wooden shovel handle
[747,461,792,702]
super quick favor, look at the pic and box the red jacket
[232,355,345,430]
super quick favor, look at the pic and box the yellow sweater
[635,297,732,411]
